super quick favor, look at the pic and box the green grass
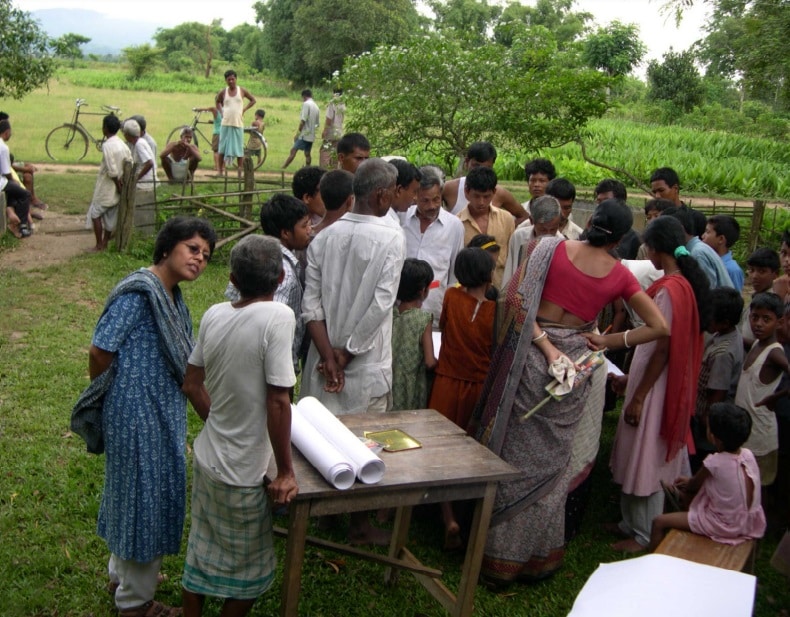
[1,173,789,616]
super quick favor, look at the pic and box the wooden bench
[655,529,756,573]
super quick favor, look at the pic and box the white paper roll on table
[290,405,356,490]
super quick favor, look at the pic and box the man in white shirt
[122,120,155,190]
[547,178,583,240]
[0,120,33,238]
[283,89,321,168]
[301,158,405,545]
[401,167,464,328]
[87,115,132,251]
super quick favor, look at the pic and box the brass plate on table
[364,429,422,452]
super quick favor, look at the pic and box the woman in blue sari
[84,217,216,616]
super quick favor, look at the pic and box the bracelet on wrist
[623,329,631,349]
[532,330,548,344]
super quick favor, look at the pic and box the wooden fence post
[115,160,137,252]
[239,157,254,222]
[748,200,766,253]
[0,191,6,236]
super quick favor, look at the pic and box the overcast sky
[23,0,711,70]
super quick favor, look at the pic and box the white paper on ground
[296,397,386,484]
[606,358,625,377]
[569,554,755,617]
[290,407,356,490]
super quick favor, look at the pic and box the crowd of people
[70,96,790,613]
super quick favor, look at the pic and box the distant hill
[31,9,159,57]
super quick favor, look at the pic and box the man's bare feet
[444,521,462,551]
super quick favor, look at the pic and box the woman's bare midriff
[537,299,587,328]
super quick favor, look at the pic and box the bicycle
[45,98,122,162]
[167,109,267,171]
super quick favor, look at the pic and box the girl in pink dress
[648,402,766,550]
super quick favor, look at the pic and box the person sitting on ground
[336,132,370,174]
[181,234,298,617]
[312,169,353,237]
[443,141,527,224]
[292,165,326,230]
[0,120,33,238]
[702,215,744,292]
[649,402,766,551]
[0,111,48,213]
[160,127,201,183]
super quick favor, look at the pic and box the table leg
[453,483,497,617]
[280,500,310,617]
[384,505,413,585]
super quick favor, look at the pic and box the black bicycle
[45,98,121,162]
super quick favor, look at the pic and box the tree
[221,23,266,73]
[256,0,419,83]
[582,22,646,78]
[154,21,224,78]
[494,0,592,50]
[646,49,705,114]
[337,29,610,170]
[428,0,502,45]
[0,0,54,99]
[122,44,162,80]
[698,0,790,110]
[50,33,91,68]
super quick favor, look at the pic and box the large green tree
[0,0,54,99]
[698,0,790,110]
[428,0,502,45]
[582,21,646,77]
[337,28,610,169]
[50,33,91,68]
[154,21,224,78]
[494,0,592,49]
[256,0,419,83]
[646,49,705,113]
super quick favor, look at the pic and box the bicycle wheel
[45,124,89,162]
[244,132,267,170]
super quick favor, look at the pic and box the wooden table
[275,408,521,617]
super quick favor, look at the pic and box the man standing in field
[87,115,132,252]
[283,89,320,169]
[216,70,256,172]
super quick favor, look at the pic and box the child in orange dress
[428,247,496,549]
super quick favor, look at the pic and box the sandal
[118,600,182,617]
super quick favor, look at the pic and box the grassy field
[2,172,790,616]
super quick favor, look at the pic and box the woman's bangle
[532,330,548,344]
[623,329,631,349]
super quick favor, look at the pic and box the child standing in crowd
[772,230,790,303]
[649,403,765,550]
[742,247,781,348]
[429,247,496,550]
[736,292,789,488]
[692,288,744,470]
[703,215,744,291]
[391,259,437,411]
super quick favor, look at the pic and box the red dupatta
[645,273,702,462]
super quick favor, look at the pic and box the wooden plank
[454,483,497,616]
[654,529,755,572]
[399,547,457,614]
[280,501,310,617]
[272,524,442,578]
[385,506,413,584]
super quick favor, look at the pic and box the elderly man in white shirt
[302,157,405,546]
[503,195,564,286]
[302,157,405,415]
[401,167,464,328]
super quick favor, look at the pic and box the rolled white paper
[296,397,386,484]
[291,405,356,490]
